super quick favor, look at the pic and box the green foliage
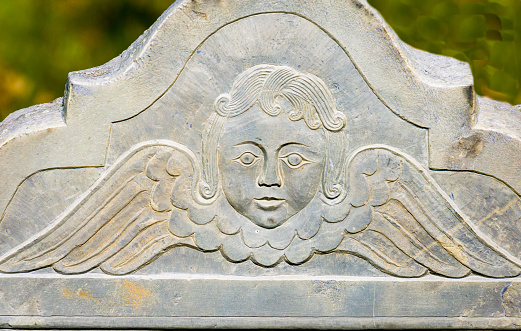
[0,0,172,120]
[0,1,520,121]
[368,0,521,106]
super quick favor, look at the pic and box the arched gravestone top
[1,0,521,329]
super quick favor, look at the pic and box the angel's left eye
[280,152,311,169]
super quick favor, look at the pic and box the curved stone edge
[1,0,521,215]
[0,98,65,149]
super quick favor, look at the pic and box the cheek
[219,159,259,202]
[281,162,323,209]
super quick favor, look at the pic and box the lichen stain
[502,282,521,317]
[61,288,94,301]
[312,280,343,302]
[118,280,151,309]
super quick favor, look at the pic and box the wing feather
[371,207,471,277]
[54,206,157,273]
[101,220,194,275]
[336,236,427,277]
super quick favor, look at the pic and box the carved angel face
[218,104,326,228]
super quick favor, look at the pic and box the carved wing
[0,140,197,275]
[336,145,521,278]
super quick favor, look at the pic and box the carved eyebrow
[278,142,309,151]
[233,141,263,149]
[279,142,309,149]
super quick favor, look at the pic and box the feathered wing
[335,145,521,278]
[0,140,198,275]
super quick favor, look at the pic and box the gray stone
[1,0,521,329]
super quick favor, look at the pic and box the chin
[249,209,289,229]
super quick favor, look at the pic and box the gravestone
[1,0,521,329]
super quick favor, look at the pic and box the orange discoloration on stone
[119,280,151,308]
[61,289,72,298]
[61,288,94,301]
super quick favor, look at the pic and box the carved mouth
[253,197,285,210]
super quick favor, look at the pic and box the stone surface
[1,0,521,329]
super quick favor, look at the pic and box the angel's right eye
[233,152,259,167]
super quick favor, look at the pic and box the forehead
[219,105,325,149]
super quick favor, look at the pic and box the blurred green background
[368,0,521,105]
[0,0,520,121]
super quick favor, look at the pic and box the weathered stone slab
[1,0,521,329]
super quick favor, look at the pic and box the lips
[253,197,285,210]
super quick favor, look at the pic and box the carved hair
[200,64,348,202]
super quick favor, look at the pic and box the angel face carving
[199,64,348,228]
[218,104,326,228]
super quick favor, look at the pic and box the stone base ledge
[0,274,520,329]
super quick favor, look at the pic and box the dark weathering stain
[444,132,484,168]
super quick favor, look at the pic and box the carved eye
[280,152,311,169]
[287,153,302,166]
[234,152,259,167]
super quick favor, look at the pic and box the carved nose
[257,157,282,187]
